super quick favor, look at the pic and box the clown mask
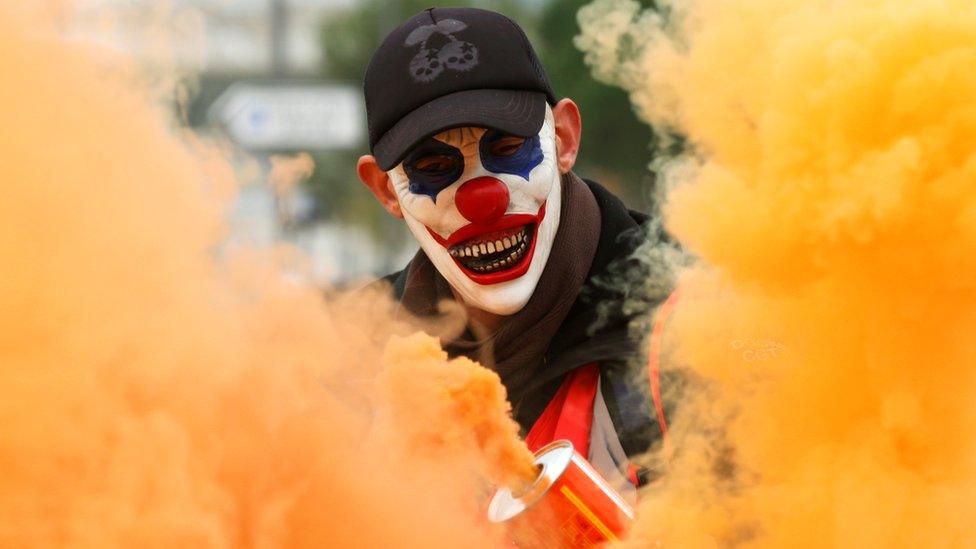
[388,107,561,315]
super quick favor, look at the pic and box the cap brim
[373,89,548,171]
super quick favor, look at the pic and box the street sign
[209,82,364,151]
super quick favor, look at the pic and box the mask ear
[552,99,582,174]
[357,155,403,218]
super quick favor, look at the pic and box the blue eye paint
[403,138,464,202]
[479,130,544,181]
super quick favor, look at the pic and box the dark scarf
[398,172,602,397]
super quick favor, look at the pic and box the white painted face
[388,107,561,315]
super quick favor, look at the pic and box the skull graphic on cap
[405,19,479,83]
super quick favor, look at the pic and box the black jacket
[384,178,676,467]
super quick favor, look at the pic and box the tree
[532,0,660,208]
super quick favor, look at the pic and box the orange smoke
[0,5,530,547]
[376,335,539,492]
[581,0,976,546]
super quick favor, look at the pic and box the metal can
[487,440,635,548]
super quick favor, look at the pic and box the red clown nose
[454,176,510,225]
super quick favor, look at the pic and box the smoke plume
[578,0,976,546]
[0,5,532,547]
[375,334,539,493]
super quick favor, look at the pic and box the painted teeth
[449,227,531,271]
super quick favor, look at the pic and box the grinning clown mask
[388,106,561,315]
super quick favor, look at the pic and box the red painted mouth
[426,202,547,285]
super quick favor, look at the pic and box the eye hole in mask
[403,138,464,201]
[479,130,544,180]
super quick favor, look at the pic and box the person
[356,6,673,499]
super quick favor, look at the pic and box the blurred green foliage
[533,0,658,205]
[307,0,660,248]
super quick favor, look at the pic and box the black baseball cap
[364,7,558,170]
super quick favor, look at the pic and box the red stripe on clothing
[648,288,680,454]
[525,363,600,458]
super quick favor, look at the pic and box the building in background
[69,0,414,286]
[72,0,353,74]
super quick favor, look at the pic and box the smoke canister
[487,440,635,548]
